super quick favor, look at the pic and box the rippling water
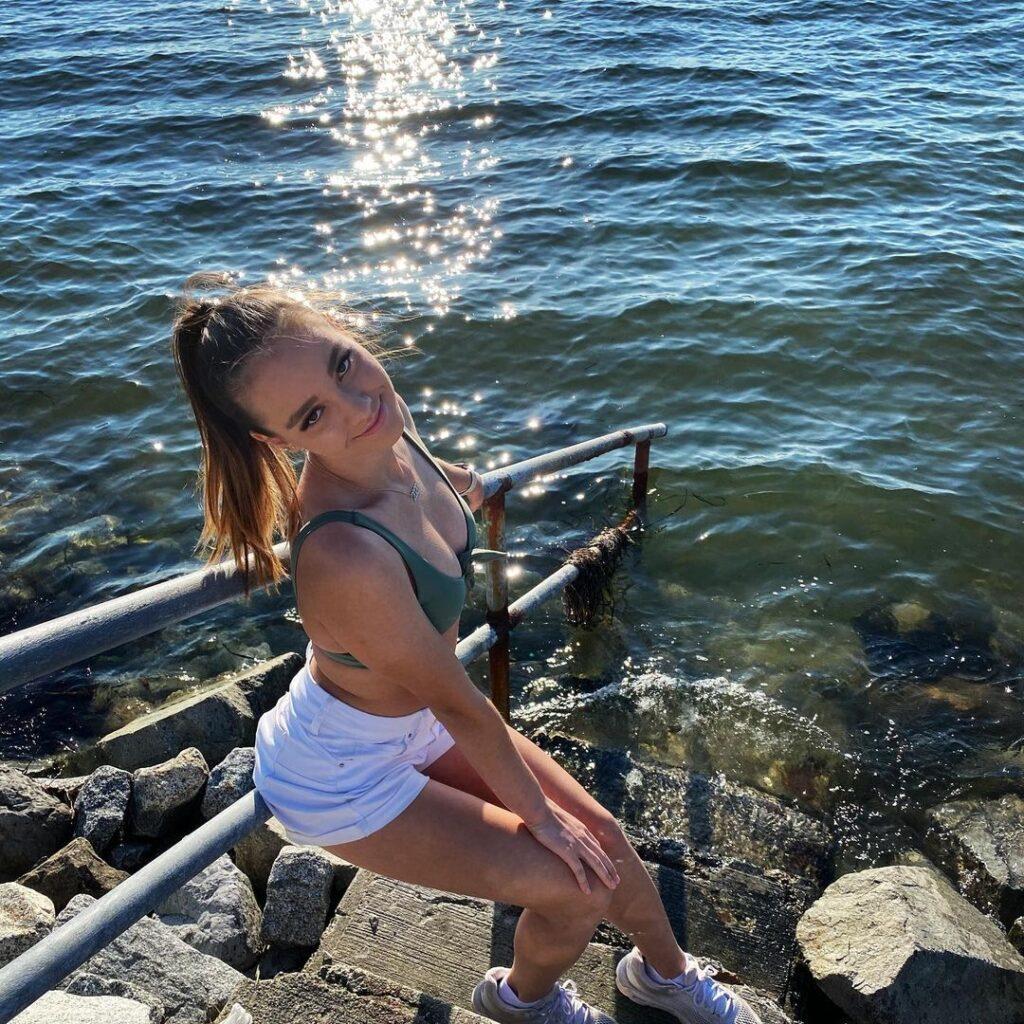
[1,0,1022,870]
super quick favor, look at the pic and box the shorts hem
[277,770,432,848]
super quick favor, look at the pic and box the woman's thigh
[321,776,611,913]
[421,724,623,848]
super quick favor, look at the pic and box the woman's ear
[250,429,288,450]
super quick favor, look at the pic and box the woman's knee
[587,813,633,865]
[532,862,616,921]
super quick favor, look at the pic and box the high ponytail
[169,272,405,599]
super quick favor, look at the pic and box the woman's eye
[302,351,352,430]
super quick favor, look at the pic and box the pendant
[410,481,422,502]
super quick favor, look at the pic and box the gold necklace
[306,451,423,502]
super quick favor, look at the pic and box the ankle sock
[642,955,691,986]
[498,975,545,1008]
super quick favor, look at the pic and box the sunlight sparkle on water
[257,0,505,319]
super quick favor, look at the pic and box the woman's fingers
[577,832,620,888]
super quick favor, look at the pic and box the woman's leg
[322,776,616,1003]
[422,726,689,980]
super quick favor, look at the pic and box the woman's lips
[358,398,385,437]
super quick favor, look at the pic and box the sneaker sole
[614,954,684,1020]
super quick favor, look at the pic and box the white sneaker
[614,946,762,1024]
[472,965,618,1023]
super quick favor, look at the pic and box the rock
[216,962,490,1023]
[309,871,790,1023]
[107,840,157,873]
[37,775,90,807]
[154,854,263,970]
[1012,916,1024,955]
[56,893,244,1024]
[9,990,154,1024]
[261,847,334,948]
[233,817,356,905]
[201,747,255,820]
[73,766,132,852]
[0,766,73,881]
[231,818,289,901]
[130,747,208,838]
[796,865,1024,1023]
[531,731,833,883]
[0,882,55,968]
[17,837,128,913]
[64,973,165,1021]
[925,793,1024,927]
[56,654,301,775]
[852,596,1001,682]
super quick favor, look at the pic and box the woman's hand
[522,799,621,895]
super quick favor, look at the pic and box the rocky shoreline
[1,652,1022,1023]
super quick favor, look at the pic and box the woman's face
[242,313,401,459]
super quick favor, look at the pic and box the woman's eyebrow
[285,345,344,429]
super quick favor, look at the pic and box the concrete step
[216,959,489,1023]
[305,868,794,1023]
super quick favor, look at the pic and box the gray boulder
[57,653,300,775]
[926,793,1024,927]
[17,837,128,913]
[261,846,334,948]
[74,766,132,852]
[130,747,208,838]
[64,973,164,1021]
[9,990,153,1024]
[796,865,1024,1023]
[37,774,90,807]
[155,854,263,970]
[0,882,55,968]
[0,766,73,880]
[56,893,243,1024]
[201,747,255,820]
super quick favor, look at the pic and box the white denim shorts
[252,642,456,846]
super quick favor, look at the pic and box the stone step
[216,959,490,1023]
[305,868,794,1023]
[530,729,834,885]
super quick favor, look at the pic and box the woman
[170,272,760,1024]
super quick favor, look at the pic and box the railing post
[481,490,510,722]
[631,438,651,524]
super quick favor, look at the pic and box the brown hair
[170,271,412,598]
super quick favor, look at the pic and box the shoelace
[542,979,594,1024]
[678,963,735,1019]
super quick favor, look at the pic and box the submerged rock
[796,865,1024,1023]
[531,731,834,884]
[852,597,1002,682]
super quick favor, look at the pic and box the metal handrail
[0,535,646,1023]
[0,420,666,1022]
[0,422,666,694]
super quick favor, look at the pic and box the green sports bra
[289,428,506,670]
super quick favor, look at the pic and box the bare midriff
[307,616,461,718]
